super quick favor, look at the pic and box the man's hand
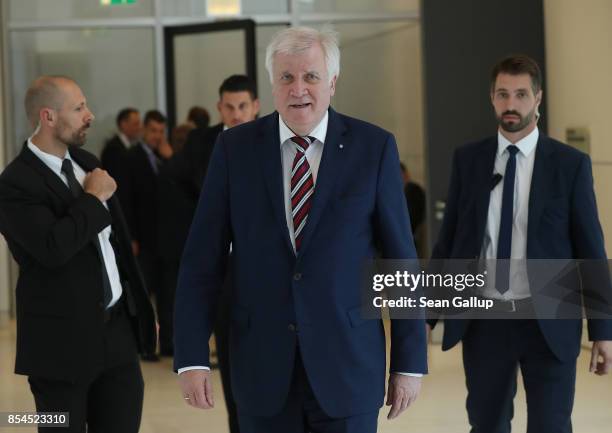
[178,370,214,409]
[386,374,422,420]
[590,341,612,375]
[158,137,174,159]
[84,168,116,202]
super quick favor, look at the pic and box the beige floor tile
[1,320,610,433]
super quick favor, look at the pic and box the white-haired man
[174,26,427,433]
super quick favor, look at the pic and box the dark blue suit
[174,109,427,429]
[430,134,612,432]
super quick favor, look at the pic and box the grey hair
[265,25,340,84]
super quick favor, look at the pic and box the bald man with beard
[0,76,156,433]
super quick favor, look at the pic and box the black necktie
[495,145,519,294]
[61,159,113,307]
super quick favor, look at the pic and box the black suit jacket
[0,145,156,381]
[404,181,425,234]
[157,123,224,262]
[183,123,224,195]
[157,156,197,265]
[124,143,163,252]
[100,135,128,183]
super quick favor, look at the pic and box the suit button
[288,324,297,332]
[293,273,302,281]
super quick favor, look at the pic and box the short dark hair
[219,75,257,100]
[187,106,210,129]
[490,54,542,94]
[116,107,138,127]
[143,109,166,126]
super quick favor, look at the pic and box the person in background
[187,105,210,130]
[100,107,141,193]
[124,109,170,362]
[182,74,261,193]
[170,123,195,153]
[400,162,426,254]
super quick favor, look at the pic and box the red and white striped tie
[290,136,315,252]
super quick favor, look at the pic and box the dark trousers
[28,307,144,433]
[138,248,163,353]
[463,320,576,433]
[159,260,178,355]
[238,351,379,433]
[216,268,240,433]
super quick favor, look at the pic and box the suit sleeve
[431,149,461,261]
[101,141,123,184]
[427,148,462,329]
[173,134,232,371]
[374,133,428,375]
[569,154,612,340]
[0,180,111,269]
[117,151,137,241]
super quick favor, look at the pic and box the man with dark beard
[0,76,156,432]
[428,55,612,432]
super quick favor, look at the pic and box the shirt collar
[279,110,329,147]
[139,141,156,157]
[497,126,539,158]
[118,132,131,147]
[27,137,71,177]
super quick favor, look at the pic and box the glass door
[164,19,256,131]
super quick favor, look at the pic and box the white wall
[9,28,157,158]
[333,20,424,184]
[544,0,612,253]
[174,30,247,126]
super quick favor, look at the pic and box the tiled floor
[0,320,610,433]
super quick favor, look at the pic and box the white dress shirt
[279,112,327,251]
[27,139,123,307]
[480,127,539,300]
[117,131,131,148]
[179,111,421,377]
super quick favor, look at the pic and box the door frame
[164,19,257,132]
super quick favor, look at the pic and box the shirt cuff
[394,372,424,377]
[177,366,211,375]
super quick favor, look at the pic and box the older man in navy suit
[173,26,427,433]
[428,55,612,433]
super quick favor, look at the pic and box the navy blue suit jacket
[174,109,427,418]
[430,134,612,361]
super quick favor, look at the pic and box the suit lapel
[258,112,295,255]
[20,144,74,204]
[69,147,99,172]
[297,108,348,256]
[527,136,555,257]
[474,138,498,254]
